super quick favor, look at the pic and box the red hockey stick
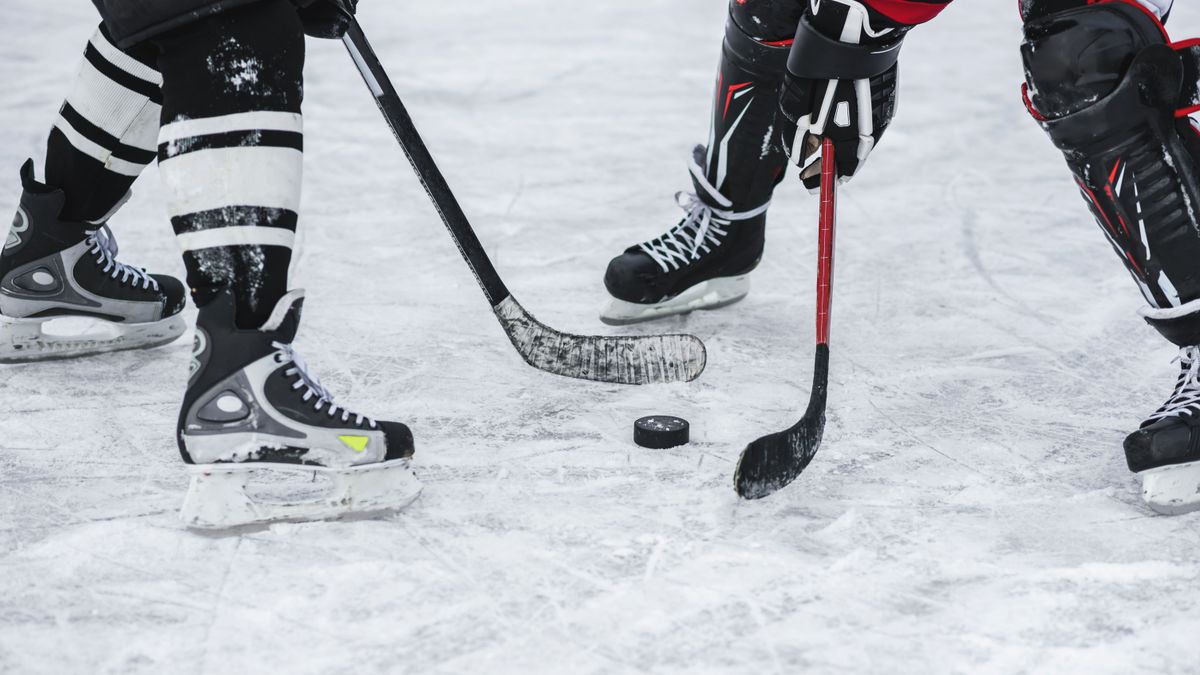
[735,138,837,499]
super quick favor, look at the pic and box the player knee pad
[725,0,797,77]
[1022,1,1200,325]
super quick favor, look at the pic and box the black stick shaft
[342,21,509,305]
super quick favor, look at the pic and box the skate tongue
[259,289,305,341]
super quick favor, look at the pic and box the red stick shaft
[816,138,837,346]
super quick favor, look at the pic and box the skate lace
[638,157,770,274]
[1148,346,1200,421]
[272,341,378,428]
[86,225,159,291]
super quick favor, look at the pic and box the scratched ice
[2,2,1199,673]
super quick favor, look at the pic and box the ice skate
[600,146,768,325]
[1124,345,1200,515]
[0,161,186,363]
[178,288,420,529]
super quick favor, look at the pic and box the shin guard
[1022,1,1200,330]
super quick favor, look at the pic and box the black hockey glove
[779,1,907,190]
[294,0,358,39]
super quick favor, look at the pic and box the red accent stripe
[1021,83,1046,121]
[760,39,794,47]
[1077,178,1119,237]
[723,82,753,120]
[865,0,951,25]
[816,139,837,347]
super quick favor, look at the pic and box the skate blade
[1140,461,1200,515]
[599,276,750,326]
[0,314,186,364]
[180,459,423,529]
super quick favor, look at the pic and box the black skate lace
[272,341,378,428]
[86,225,159,291]
[1147,346,1200,421]
[638,157,769,273]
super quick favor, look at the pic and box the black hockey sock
[151,0,305,329]
[42,24,161,224]
[702,0,800,210]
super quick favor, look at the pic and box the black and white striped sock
[152,1,306,327]
[45,25,161,223]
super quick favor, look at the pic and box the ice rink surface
[2,1,1200,673]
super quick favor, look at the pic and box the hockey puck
[634,416,690,449]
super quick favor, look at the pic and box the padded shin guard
[702,1,799,210]
[1022,2,1200,321]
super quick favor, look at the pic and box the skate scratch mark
[867,399,992,479]
[199,536,242,675]
[502,175,525,221]
[402,520,523,634]
[742,597,784,674]
[951,172,1052,327]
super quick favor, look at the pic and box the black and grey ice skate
[600,145,768,325]
[1124,344,1200,515]
[0,161,186,363]
[178,288,420,528]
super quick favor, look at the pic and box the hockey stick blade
[734,138,837,498]
[735,345,827,498]
[343,22,706,385]
[496,297,706,384]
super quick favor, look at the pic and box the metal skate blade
[599,276,750,326]
[0,314,186,363]
[1140,461,1200,515]
[180,460,423,530]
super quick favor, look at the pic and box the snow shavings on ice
[1,1,1200,673]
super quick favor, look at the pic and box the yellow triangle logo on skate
[339,435,370,453]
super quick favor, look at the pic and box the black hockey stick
[342,21,706,385]
[734,138,837,499]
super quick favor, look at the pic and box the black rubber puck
[634,416,690,449]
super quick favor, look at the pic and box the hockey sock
[152,0,305,329]
[43,25,161,224]
[703,0,801,210]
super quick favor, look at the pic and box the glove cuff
[786,15,904,80]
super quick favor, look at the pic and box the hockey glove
[295,0,358,39]
[779,0,907,190]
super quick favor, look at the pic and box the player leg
[149,1,419,528]
[599,0,799,325]
[0,26,186,362]
[1021,0,1200,513]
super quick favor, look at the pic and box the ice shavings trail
[2,1,1200,674]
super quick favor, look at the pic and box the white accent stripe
[158,112,303,144]
[159,146,303,218]
[1141,296,1200,320]
[343,35,384,98]
[1159,271,1182,307]
[716,100,753,193]
[176,226,295,252]
[66,60,161,147]
[52,116,144,177]
[89,28,162,85]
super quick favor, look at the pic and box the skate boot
[0,160,186,363]
[1124,341,1200,515]
[178,288,420,529]
[601,146,768,325]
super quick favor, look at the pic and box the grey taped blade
[494,296,707,385]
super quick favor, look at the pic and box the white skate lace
[272,341,378,428]
[1147,346,1200,421]
[86,225,159,291]
[638,157,770,274]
